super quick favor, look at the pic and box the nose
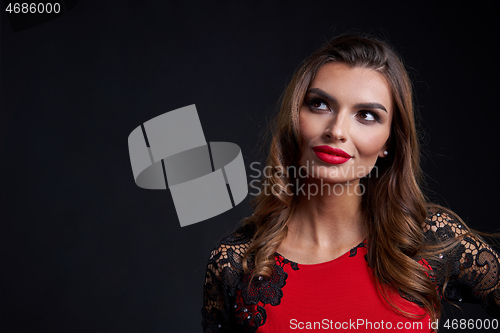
[323,111,349,143]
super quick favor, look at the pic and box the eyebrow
[306,88,388,113]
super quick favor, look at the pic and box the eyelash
[305,97,380,123]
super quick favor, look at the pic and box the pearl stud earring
[383,151,388,156]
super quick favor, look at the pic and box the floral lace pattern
[201,225,299,332]
[202,209,500,332]
[422,208,500,318]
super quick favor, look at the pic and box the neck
[283,177,367,258]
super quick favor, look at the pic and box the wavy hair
[241,33,464,322]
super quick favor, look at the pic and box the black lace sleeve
[201,226,253,332]
[423,208,500,318]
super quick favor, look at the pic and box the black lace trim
[349,240,366,257]
[202,224,303,332]
[230,252,299,331]
[275,253,300,271]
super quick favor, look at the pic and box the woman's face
[298,62,393,185]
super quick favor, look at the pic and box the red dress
[257,243,432,332]
[202,209,500,332]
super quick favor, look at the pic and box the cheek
[298,112,316,146]
[354,127,390,157]
[298,122,315,165]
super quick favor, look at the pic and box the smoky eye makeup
[304,89,387,125]
[304,94,331,112]
[356,110,381,123]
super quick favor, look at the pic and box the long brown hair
[241,33,459,322]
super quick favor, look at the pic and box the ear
[378,148,388,158]
[378,138,390,158]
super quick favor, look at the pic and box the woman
[201,33,500,332]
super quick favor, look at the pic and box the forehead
[310,62,393,112]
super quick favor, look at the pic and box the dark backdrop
[1,1,498,332]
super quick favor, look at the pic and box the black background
[1,1,498,332]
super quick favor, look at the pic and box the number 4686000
[5,2,61,14]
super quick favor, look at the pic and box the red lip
[312,146,351,164]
